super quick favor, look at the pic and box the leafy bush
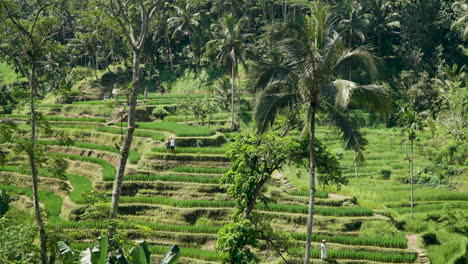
[381,169,392,180]
[0,189,10,216]
[152,106,170,120]
[422,232,439,246]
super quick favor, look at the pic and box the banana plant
[58,236,179,264]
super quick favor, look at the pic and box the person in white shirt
[170,138,175,150]
[321,239,327,260]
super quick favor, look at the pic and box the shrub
[422,232,439,246]
[152,107,169,120]
[381,169,392,180]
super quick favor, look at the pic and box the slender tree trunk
[108,49,141,238]
[230,62,235,130]
[28,61,48,264]
[283,0,287,23]
[410,136,414,218]
[378,31,382,56]
[165,30,174,71]
[304,103,317,264]
[353,150,359,177]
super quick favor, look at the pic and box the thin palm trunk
[230,62,235,130]
[28,62,48,264]
[304,103,317,264]
[165,30,174,71]
[283,0,287,23]
[410,135,414,218]
[108,49,140,238]
[353,150,359,177]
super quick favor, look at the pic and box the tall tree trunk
[304,103,317,264]
[165,31,174,71]
[28,61,48,264]
[108,49,140,238]
[410,136,414,218]
[353,150,359,177]
[378,31,382,56]
[283,0,287,23]
[230,62,235,130]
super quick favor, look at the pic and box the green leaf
[159,245,180,264]
[129,245,148,264]
[57,241,75,264]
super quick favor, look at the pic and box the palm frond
[325,80,392,118]
[334,46,379,79]
[322,102,368,152]
[253,93,299,134]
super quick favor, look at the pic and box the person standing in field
[166,138,171,151]
[170,138,175,151]
[321,240,327,260]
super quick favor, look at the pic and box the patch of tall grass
[152,146,227,155]
[0,184,62,220]
[68,174,93,203]
[288,190,329,199]
[96,126,166,141]
[42,140,141,164]
[308,249,417,263]
[134,122,216,137]
[291,232,407,248]
[172,166,228,174]
[164,112,230,122]
[116,197,372,216]
[109,174,220,184]
[3,114,106,122]
[54,153,115,181]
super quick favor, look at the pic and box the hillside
[0,0,467,263]
[0,88,466,263]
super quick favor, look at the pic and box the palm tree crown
[206,14,253,129]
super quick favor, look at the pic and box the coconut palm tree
[367,0,400,55]
[338,0,370,49]
[168,0,202,73]
[206,14,253,130]
[251,3,391,263]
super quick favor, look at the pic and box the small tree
[216,132,302,263]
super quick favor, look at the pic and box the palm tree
[338,0,370,49]
[251,3,391,263]
[367,0,400,55]
[451,1,468,41]
[168,0,202,73]
[206,14,253,130]
[400,106,423,219]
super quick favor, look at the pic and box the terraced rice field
[3,97,466,264]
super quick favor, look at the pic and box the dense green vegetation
[0,0,466,264]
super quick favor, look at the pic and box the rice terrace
[0,0,466,264]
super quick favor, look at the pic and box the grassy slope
[282,126,468,264]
